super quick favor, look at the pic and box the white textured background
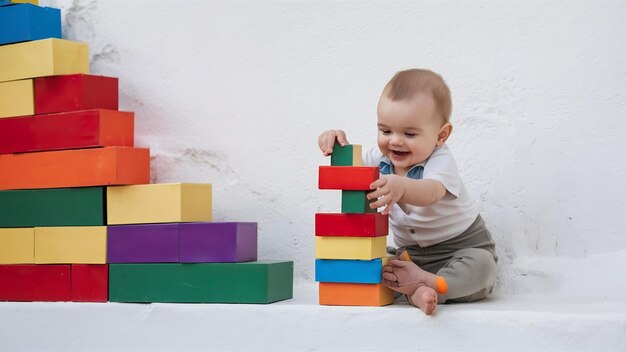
[48,0,626,293]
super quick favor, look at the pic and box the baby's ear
[437,123,453,145]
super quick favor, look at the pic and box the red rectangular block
[315,213,388,237]
[0,264,71,301]
[0,147,150,190]
[0,109,134,154]
[34,74,118,115]
[318,166,379,190]
[71,264,108,302]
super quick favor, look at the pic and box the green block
[109,261,294,304]
[330,142,362,166]
[0,187,105,227]
[342,190,376,213]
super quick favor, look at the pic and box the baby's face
[376,94,444,175]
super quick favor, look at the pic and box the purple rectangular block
[179,222,257,263]
[107,224,180,263]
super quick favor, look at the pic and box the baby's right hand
[318,129,349,156]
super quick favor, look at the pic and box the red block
[0,109,134,154]
[0,265,71,301]
[34,74,118,115]
[71,264,108,302]
[315,213,388,237]
[318,166,379,190]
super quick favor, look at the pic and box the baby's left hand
[368,174,405,215]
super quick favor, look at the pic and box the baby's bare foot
[382,259,448,296]
[408,286,438,315]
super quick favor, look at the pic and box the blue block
[0,3,61,46]
[315,258,384,284]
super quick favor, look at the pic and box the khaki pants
[399,215,498,303]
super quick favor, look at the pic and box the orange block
[0,147,149,190]
[319,282,394,306]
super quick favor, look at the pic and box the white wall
[49,0,626,290]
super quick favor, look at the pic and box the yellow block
[0,38,89,83]
[0,228,35,264]
[11,1,39,4]
[0,79,34,119]
[107,183,213,225]
[34,226,107,264]
[315,235,387,260]
[352,145,363,166]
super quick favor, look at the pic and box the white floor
[0,283,624,351]
[1,252,625,351]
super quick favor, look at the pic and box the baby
[318,69,497,315]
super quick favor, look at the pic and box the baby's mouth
[391,150,410,158]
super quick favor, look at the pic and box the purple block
[107,224,180,263]
[179,222,257,263]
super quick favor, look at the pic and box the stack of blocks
[315,142,394,306]
[0,0,293,304]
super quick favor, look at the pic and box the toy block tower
[0,1,293,304]
[0,0,144,302]
[315,142,394,306]
[105,184,293,304]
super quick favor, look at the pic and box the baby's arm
[368,176,446,214]
[318,130,349,156]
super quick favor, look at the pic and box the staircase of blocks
[0,0,293,304]
[315,142,395,306]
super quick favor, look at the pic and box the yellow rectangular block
[0,38,89,83]
[0,228,35,264]
[34,226,107,264]
[11,1,39,4]
[315,235,387,260]
[352,145,363,166]
[107,183,213,225]
[0,79,34,118]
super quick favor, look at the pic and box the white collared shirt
[364,144,479,247]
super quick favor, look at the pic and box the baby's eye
[405,132,417,137]
[380,129,391,135]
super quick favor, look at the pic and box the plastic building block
[107,223,180,263]
[330,142,363,166]
[34,74,118,114]
[8,1,40,5]
[0,228,35,264]
[108,222,258,263]
[34,226,107,264]
[109,261,294,304]
[315,257,389,284]
[315,213,388,237]
[0,79,33,118]
[70,264,108,302]
[315,235,387,260]
[0,264,70,301]
[341,190,377,213]
[0,187,105,227]
[318,166,379,190]
[318,282,394,306]
[0,147,150,190]
[106,183,212,225]
[0,3,61,46]
[0,38,88,83]
[179,222,257,263]
[0,109,134,154]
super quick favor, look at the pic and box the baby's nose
[390,134,403,145]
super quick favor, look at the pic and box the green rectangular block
[331,142,363,166]
[342,190,376,213]
[0,188,105,227]
[109,261,294,304]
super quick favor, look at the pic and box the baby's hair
[383,68,452,123]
